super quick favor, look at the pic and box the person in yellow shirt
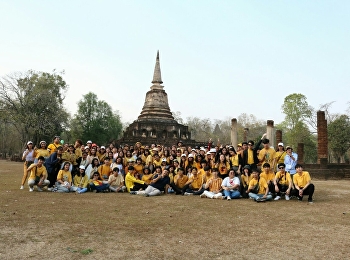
[97,146,107,164]
[215,154,230,179]
[182,167,204,195]
[292,164,315,203]
[141,167,154,185]
[48,136,62,155]
[27,156,50,192]
[98,157,112,180]
[258,138,276,170]
[200,168,223,199]
[72,165,89,194]
[260,163,276,194]
[125,166,148,193]
[274,143,286,171]
[34,141,50,163]
[240,165,252,198]
[54,162,74,192]
[247,169,272,202]
[273,163,293,200]
[170,167,188,195]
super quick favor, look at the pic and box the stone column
[243,128,249,142]
[297,143,304,164]
[231,118,238,149]
[317,111,328,166]
[266,120,275,148]
[276,130,282,145]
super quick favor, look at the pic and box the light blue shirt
[284,152,298,174]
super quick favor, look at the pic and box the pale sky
[1,1,349,126]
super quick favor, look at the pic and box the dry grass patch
[0,160,350,259]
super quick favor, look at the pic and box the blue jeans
[248,193,273,201]
[223,190,241,199]
[90,183,109,192]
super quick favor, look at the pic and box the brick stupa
[119,51,198,146]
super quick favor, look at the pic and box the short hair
[212,168,219,172]
[248,140,254,146]
[278,163,286,168]
[262,139,270,144]
[204,166,211,171]
[177,167,184,173]
[263,163,270,168]
[252,168,260,174]
[113,167,119,172]
[38,156,45,161]
[128,166,134,170]
[295,164,303,169]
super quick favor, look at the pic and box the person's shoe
[298,196,303,201]
[308,199,314,204]
[274,196,281,201]
[256,197,266,202]
[47,187,53,191]
[199,193,207,198]
[144,193,149,197]
[130,191,137,195]
[184,192,193,196]
[29,187,34,192]
[20,185,24,190]
[285,195,290,201]
[227,197,231,201]
[37,186,43,192]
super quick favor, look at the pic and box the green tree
[70,92,122,145]
[0,70,69,148]
[328,115,350,163]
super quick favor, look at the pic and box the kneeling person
[292,164,315,203]
[27,156,50,192]
[274,163,293,200]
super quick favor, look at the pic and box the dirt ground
[0,160,349,260]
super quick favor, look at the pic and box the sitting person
[273,163,293,200]
[292,164,315,203]
[27,156,50,192]
[135,168,170,197]
[182,167,204,195]
[246,168,273,202]
[170,167,188,195]
[89,172,110,193]
[72,165,89,194]
[108,167,126,192]
[98,157,112,181]
[221,168,241,200]
[260,163,276,194]
[54,161,74,192]
[240,165,252,198]
[200,168,223,199]
[125,166,148,193]
[141,167,154,185]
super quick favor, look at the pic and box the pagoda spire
[151,50,163,89]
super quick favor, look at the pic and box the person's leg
[148,187,161,196]
[303,184,315,201]
[181,184,190,194]
[203,191,215,198]
[213,192,223,199]
[231,190,241,199]
[265,194,273,201]
[109,185,118,192]
[193,188,204,195]
[223,190,231,198]
[248,192,259,200]
[170,183,182,194]
[21,163,29,186]
[28,179,35,191]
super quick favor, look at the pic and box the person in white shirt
[221,168,241,200]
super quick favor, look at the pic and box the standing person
[274,143,286,171]
[48,136,62,155]
[292,164,315,203]
[241,133,266,171]
[27,156,50,192]
[45,146,63,190]
[258,138,276,170]
[200,168,223,199]
[34,141,49,163]
[221,168,241,200]
[284,146,298,180]
[74,139,83,165]
[20,141,36,189]
[247,168,273,202]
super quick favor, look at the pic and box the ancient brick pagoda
[119,51,198,146]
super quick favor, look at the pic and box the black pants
[275,184,291,196]
[291,184,315,200]
[170,183,183,195]
[130,183,148,191]
[181,184,204,195]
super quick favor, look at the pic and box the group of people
[20,134,315,203]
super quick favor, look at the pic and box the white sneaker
[184,192,193,196]
[20,185,24,190]
[285,195,290,200]
[37,186,43,192]
[274,196,281,201]
[227,197,231,200]
[29,187,34,192]
[47,187,52,191]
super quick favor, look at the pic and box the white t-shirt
[222,176,240,188]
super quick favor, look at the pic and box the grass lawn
[0,160,349,259]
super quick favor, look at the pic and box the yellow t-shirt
[48,143,62,155]
[35,149,50,158]
[260,171,275,183]
[247,149,254,164]
[275,151,286,164]
[125,172,145,192]
[98,165,112,179]
[142,173,154,185]
[57,169,72,183]
[230,155,239,167]
[73,175,89,188]
[241,174,252,188]
[174,175,188,188]
[188,175,203,190]
[216,162,230,176]
[248,177,268,195]
[293,171,311,188]
[258,147,276,165]
[28,164,47,181]
[275,171,291,186]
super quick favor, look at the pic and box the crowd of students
[20,134,315,203]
